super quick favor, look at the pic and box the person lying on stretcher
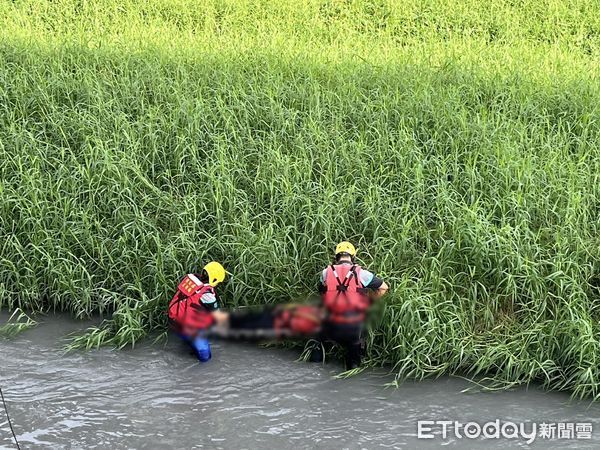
[210,304,324,339]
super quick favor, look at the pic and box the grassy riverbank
[1,0,599,398]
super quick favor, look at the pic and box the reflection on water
[0,314,598,449]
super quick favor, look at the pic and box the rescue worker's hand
[370,282,389,300]
[212,310,230,327]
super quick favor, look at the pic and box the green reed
[0,0,599,398]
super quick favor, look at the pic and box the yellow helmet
[203,261,226,287]
[335,241,356,257]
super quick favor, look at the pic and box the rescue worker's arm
[370,281,388,300]
[363,275,388,300]
[212,310,230,326]
[317,268,327,295]
[200,290,219,311]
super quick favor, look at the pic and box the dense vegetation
[1,0,599,398]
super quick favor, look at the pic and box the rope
[0,387,20,450]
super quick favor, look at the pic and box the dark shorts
[229,307,275,330]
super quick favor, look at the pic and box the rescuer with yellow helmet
[312,241,389,369]
[168,261,226,362]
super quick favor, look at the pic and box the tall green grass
[1,0,599,397]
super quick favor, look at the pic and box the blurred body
[211,304,323,339]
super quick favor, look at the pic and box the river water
[1,314,599,449]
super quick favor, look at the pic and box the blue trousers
[178,333,212,362]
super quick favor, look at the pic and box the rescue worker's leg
[307,339,326,362]
[342,325,363,369]
[190,335,212,362]
[345,336,364,370]
[178,333,212,362]
[308,322,336,363]
[307,322,331,363]
[320,321,363,370]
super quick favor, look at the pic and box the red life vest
[322,264,371,324]
[273,305,322,337]
[168,274,215,334]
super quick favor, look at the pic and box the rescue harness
[168,273,216,334]
[322,264,371,324]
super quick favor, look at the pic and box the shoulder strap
[350,264,360,285]
[330,264,345,287]
[338,264,358,287]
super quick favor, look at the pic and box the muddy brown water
[1,314,600,449]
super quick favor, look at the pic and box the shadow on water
[1,313,599,449]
